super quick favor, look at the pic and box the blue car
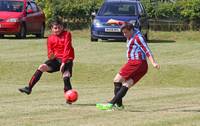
[91,0,149,41]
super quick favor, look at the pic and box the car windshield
[98,2,137,16]
[0,1,24,12]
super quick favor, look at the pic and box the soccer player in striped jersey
[96,23,160,110]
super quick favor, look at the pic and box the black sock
[110,86,128,105]
[114,82,122,106]
[63,77,72,92]
[29,69,43,89]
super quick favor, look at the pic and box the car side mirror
[27,9,33,14]
[91,12,96,20]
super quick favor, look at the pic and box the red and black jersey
[47,31,75,63]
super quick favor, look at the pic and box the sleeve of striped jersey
[135,35,153,58]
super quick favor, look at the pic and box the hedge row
[36,0,200,30]
[143,0,200,30]
[35,0,103,29]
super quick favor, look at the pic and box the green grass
[0,30,200,126]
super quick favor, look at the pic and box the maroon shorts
[119,60,148,84]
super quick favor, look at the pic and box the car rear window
[98,2,137,16]
[0,0,24,12]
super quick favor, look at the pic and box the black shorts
[44,58,73,75]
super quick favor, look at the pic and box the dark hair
[50,19,64,28]
[120,23,134,31]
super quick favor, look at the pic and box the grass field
[0,30,200,126]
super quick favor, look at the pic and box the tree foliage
[142,0,200,20]
[35,0,200,30]
[36,0,103,29]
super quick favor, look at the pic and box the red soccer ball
[64,89,78,103]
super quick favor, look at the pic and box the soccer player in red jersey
[96,23,160,110]
[19,20,75,103]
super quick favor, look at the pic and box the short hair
[120,23,134,31]
[50,19,64,28]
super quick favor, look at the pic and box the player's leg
[109,61,148,105]
[113,74,125,107]
[96,78,133,110]
[63,70,73,104]
[19,59,58,95]
[62,61,73,104]
[62,60,73,93]
[96,74,128,110]
[110,61,148,107]
[18,64,50,94]
[28,64,49,88]
[113,82,122,106]
[109,60,148,108]
[63,71,72,92]
[110,61,133,108]
[110,79,133,105]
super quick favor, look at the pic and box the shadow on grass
[73,103,96,106]
[148,39,176,43]
[0,36,47,40]
[100,39,126,43]
[126,105,200,113]
[181,110,200,112]
[97,39,176,43]
[71,104,200,113]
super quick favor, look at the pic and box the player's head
[120,23,134,39]
[50,19,64,35]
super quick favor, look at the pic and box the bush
[36,0,200,30]
[36,0,104,30]
[143,0,200,30]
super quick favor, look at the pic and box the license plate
[105,28,121,32]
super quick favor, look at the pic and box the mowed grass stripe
[0,31,200,126]
[2,86,200,125]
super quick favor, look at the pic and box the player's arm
[135,35,160,69]
[62,32,73,63]
[147,55,160,69]
[47,37,55,60]
[60,32,74,72]
[106,19,125,25]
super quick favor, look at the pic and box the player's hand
[60,63,65,73]
[153,62,160,70]
[107,19,124,25]
[49,53,55,60]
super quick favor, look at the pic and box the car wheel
[91,36,98,42]
[0,34,4,38]
[36,24,45,38]
[16,25,26,39]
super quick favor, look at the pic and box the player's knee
[122,83,131,88]
[63,71,71,78]
[38,64,48,72]
[113,78,118,83]
[122,79,134,88]
[113,74,124,83]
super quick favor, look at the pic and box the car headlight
[93,19,102,27]
[129,20,137,26]
[6,18,19,22]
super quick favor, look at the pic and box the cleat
[113,104,125,110]
[18,86,32,95]
[96,103,113,110]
